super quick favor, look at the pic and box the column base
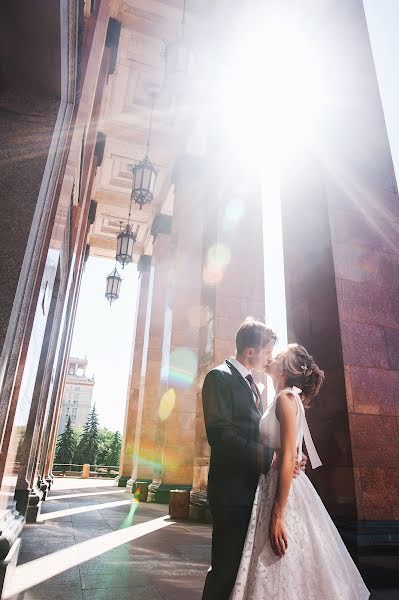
[15,486,44,523]
[147,482,192,505]
[39,479,49,501]
[26,488,45,523]
[45,474,54,490]
[189,489,212,523]
[126,479,152,499]
[0,503,25,597]
[114,475,129,488]
[336,519,399,588]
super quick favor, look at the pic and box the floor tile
[7,479,397,600]
[81,586,162,600]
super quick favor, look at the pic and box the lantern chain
[146,93,156,157]
[182,0,186,30]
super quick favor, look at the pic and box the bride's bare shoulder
[275,389,297,420]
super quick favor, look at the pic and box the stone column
[128,215,173,488]
[189,151,266,519]
[148,156,204,503]
[36,278,68,487]
[13,268,61,521]
[0,1,97,590]
[280,0,399,576]
[116,256,152,488]
[41,276,81,483]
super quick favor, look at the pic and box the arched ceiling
[89,0,214,261]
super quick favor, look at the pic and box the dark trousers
[202,505,252,600]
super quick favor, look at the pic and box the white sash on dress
[292,386,322,469]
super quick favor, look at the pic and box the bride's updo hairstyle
[283,344,325,404]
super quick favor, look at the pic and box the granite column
[148,156,204,502]
[127,215,173,490]
[117,256,152,488]
[280,0,399,580]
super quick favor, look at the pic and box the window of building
[68,364,75,375]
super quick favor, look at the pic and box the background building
[58,357,94,434]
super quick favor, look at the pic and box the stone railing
[53,464,119,478]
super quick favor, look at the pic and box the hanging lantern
[164,37,193,88]
[130,94,158,210]
[131,155,157,210]
[163,0,193,93]
[116,223,137,268]
[105,266,122,305]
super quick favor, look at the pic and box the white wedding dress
[231,386,370,600]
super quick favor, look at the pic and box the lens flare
[120,499,139,528]
[158,388,176,421]
[223,198,245,231]
[203,264,223,285]
[203,243,231,286]
[168,347,198,388]
[207,243,231,268]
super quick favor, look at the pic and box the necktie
[246,374,261,411]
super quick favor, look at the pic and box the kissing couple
[201,318,369,600]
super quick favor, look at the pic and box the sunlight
[168,347,198,388]
[51,478,116,490]
[218,4,325,402]
[47,489,126,501]
[37,498,135,522]
[3,515,174,598]
[221,7,324,162]
[158,388,176,421]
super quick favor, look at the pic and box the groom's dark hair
[236,318,277,354]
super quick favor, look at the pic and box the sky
[70,258,138,432]
[363,0,399,180]
[70,1,399,432]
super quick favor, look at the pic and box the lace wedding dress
[231,386,370,600]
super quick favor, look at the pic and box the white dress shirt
[228,357,258,406]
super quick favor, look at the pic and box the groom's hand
[293,452,307,478]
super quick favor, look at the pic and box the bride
[231,343,370,599]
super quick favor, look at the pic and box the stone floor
[3,479,211,600]
[2,478,398,600]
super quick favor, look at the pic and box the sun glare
[221,8,324,162]
[218,6,327,403]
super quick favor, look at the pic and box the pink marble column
[117,257,152,488]
[280,0,399,574]
[148,157,204,502]
[189,152,266,518]
[131,216,172,486]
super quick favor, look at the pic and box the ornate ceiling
[88,0,213,261]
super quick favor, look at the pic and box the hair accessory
[301,364,308,373]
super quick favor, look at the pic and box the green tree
[74,426,83,446]
[97,428,114,464]
[74,405,100,465]
[108,431,122,466]
[55,416,76,464]
[97,429,122,466]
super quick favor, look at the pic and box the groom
[201,318,277,599]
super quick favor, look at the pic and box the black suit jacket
[202,360,273,508]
